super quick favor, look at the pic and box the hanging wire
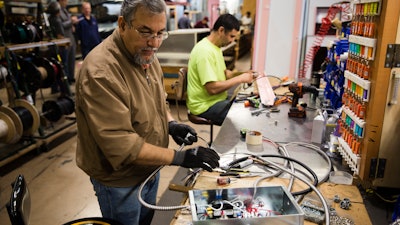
[137,135,210,211]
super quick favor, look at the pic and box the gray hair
[121,0,166,27]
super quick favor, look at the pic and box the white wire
[138,139,331,220]
[137,141,190,211]
[137,135,210,211]
[226,140,330,224]
[283,141,332,183]
[257,157,330,224]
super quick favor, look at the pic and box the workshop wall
[252,0,345,79]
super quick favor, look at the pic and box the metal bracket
[369,158,387,178]
[385,44,400,68]
[369,158,377,178]
[376,158,387,178]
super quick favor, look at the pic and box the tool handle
[220,172,240,177]
[232,159,254,168]
[168,183,193,193]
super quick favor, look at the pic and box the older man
[75,0,220,224]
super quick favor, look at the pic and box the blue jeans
[90,173,160,225]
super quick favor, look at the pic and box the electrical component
[188,186,303,224]
[340,198,352,210]
[217,177,231,185]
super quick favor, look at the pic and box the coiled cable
[254,154,319,196]
[283,141,333,183]
[254,156,330,224]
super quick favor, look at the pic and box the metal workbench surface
[211,101,332,183]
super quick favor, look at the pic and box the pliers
[219,168,260,178]
[219,171,259,178]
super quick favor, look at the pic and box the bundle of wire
[137,134,333,224]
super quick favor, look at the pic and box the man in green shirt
[187,13,254,125]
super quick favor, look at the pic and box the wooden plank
[305,183,371,224]
[360,0,400,182]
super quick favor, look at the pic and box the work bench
[169,85,372,225]
[170,175,371,225]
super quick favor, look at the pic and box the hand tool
[168,183,193,193]
[288,82,319,118]
[219,171,259,178]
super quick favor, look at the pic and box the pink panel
[252,0,270,72]
[289,0,304,79]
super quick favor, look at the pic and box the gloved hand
[172,146,220,172]
[168,121,198,145]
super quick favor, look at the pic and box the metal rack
[0,38,76,167]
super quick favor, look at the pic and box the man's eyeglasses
[133,27,169,41]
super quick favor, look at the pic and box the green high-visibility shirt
[186,37,227,115]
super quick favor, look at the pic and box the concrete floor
[0,52,250,225]
[0,103,216,225]
[0,52,397,225]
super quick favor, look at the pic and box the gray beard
[133,52,155,65]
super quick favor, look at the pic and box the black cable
[225,156,250,168]
[254,154,319,196]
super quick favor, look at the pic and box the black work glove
[168,121,198,145]
[172,146,220,172]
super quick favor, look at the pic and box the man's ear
[118,16,126,31]
[218,26,225,34]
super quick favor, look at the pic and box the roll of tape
[246,130,262,145]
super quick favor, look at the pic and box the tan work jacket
[75,28,169,187]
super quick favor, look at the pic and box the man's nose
[147,38,160,47]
